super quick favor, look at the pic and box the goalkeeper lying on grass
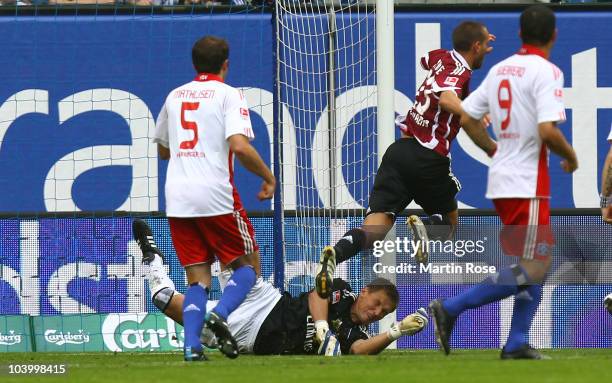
[134,219,428,356]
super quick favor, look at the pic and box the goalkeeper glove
[317,330,342,356]
[386,307,429,341]
[314,320,330,345]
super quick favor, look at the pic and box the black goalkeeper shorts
[367,137,461,218]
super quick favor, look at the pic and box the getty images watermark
[372,237,497,275]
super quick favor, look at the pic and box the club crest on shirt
[444,76,459,86]
[240,108,249,119]
[331,291,341,304]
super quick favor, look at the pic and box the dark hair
[520,5,556,46]
[192,36,229,74]
[366,278,400,308]
[452,21,488,52]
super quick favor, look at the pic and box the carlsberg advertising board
[0,316,32,352]
[7,313,185,352]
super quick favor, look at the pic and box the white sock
[218,269,233,292]
[146,254,175,296]
[149,253,163,267]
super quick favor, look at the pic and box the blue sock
[213,266,256,320]
[443,265,529,317]
[504,284,543,352]
[182,282,208,351]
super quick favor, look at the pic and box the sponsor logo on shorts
[536,242,552,257]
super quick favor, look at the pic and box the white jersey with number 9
[462,45,566,200]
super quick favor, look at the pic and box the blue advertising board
[0,11,611,213]
[1,215,611,349]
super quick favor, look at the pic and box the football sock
[146,254,175,296]
[504,284,543,352]
[334,228,367,264]
[217,269,233,291]
[182,282,209,351]
[443,264,529,317]
[421,214,453,240]
[152,287,175,313]
[213,265,256,320]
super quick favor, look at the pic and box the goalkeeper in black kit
[134,219,428,356]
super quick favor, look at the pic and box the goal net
[275,1,381,296]
[0,4,278,353]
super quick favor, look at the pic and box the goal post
[273,0,397,315]
[375,0,397,348]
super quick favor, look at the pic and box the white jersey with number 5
[154,73,254,217]
[462,45,566,199]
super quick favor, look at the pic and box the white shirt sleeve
[224,88,255,141]
[462,72,490,120]
[153,102,169,148]
[608,123,612,142]
[535,64,566,124]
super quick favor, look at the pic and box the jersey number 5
[180,102,200,149]
[497,79,512,130]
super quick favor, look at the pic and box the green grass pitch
[1,349,610,383]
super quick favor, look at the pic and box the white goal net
[275,1,380,295]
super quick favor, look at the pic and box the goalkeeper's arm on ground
[308,290,341,356]
[349,308,429,355]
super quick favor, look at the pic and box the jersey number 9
[497,80,512,131]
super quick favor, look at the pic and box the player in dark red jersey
[315,21,495,299]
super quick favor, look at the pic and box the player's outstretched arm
[350,309,428,355]
[439,91,464,116]
[460,113,497,157]
[538,121,578,173]
[601,142,612,224]
[228,134,276,200]
[350,333,394,355]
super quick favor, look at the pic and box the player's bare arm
[601,142,612,224]
[538,121,578,173]
[460,112,497,157]
[307,290,330,340]
[307,290,342,355]
[350,310,429,355]
[228,133,276,200]
[350,333,394,355]
[441,91,491,133]
[158,143,170,160]
[439,91,463,116]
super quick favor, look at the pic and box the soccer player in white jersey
[429,5,578,359]
[601,124,612,224]
[151,36,275,361]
